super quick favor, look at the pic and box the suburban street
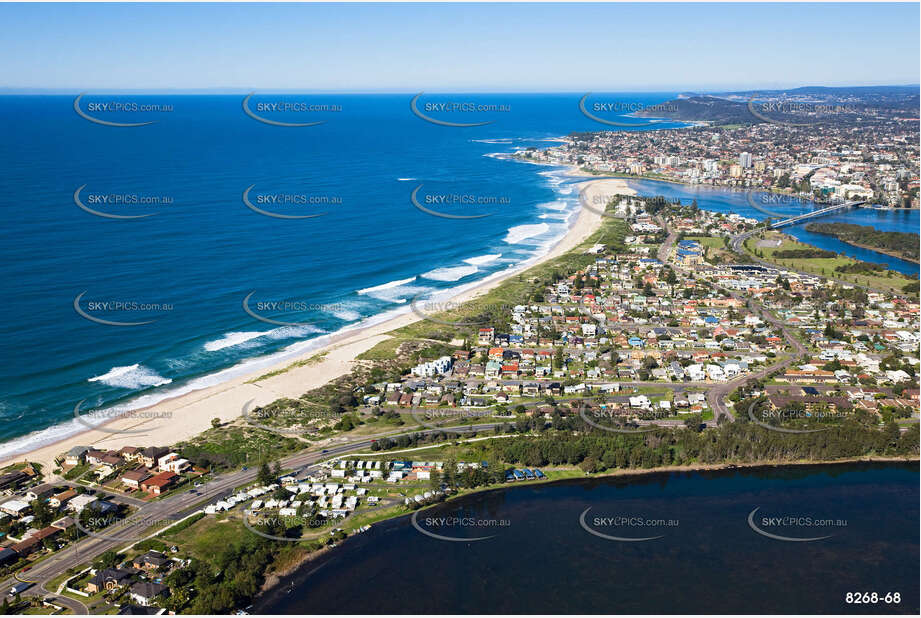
[0,223,845,613]
[1,422,504,612]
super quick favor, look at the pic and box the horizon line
[1,83,919,95]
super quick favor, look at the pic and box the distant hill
[717,85,919,110]
[637,85,919,124]
[635,96,760,124]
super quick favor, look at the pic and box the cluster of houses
[0,471,120,566]
[62,445,193,496]
[208,475,369,520]
[357,244,793,412]
[708,268,918,391]
[358,199,917,429]
[77,549,177,610]
[330,458,487,483]
[204,483,274,514]
[765,383,918,417]
[516,117,919,208]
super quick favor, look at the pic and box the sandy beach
[1,178,636,473]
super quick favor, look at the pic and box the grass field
[744,231,917,295]
[686,235,725,249]
[159,513,245,561]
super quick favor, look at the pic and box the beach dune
[1,178,635,473]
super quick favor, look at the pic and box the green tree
[553,347,564,370]
[257,461,273,486]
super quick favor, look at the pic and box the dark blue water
[0,93,689,455]
[626,179,920,275]
[0,94,916,456]
[258,463,919,614]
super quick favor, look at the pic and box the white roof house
[0,500,30,516]
[67,494,99,513]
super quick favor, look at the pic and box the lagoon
[257,462,919,614]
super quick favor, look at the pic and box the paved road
[656,216,678,263]
[705,286,810,422]
[730,230,908,298]
[7,387,735,610]
[0,422,504,610]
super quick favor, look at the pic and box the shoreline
[578,166,920,211]
[254,455,919,608]
[0,177,637,473]
[803,233,921,266]
[575,168,921,268]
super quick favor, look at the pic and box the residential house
[141,472,178,495]
[129,582,169,607]
[25,484,56,502]
[0,500,30,517]
[64,446,91,466]
[132,550,170,571]
[121,469,152,489]
[49,489,77,509]
[140,447,169,469]
[68,494,99,513]
[157,453,189,474]
[87,568,134,594]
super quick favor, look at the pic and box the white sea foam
[204,324,323,352]
[357,276,434,304]
[268,325,323,339]
[421,265,479,282]
[540,200,569,211]
[357,276,417,296]
[539,170,565,185]
[539,212,570,220]
[333,309,362,321]
[204,331,266,352]
[396,177,416,181]
[0,415,106,461]
[0,154,589,464]
[319,299,365,322]
[88,364,172,389]
[463,253,502,266]
[504,223,550,244]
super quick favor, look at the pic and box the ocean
[0,93,916,458]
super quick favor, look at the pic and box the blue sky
[1,2,918,92]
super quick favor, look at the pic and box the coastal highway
[0,422,504,612]
[6,391,737,609]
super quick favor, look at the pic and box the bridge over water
[769,200,865,228]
